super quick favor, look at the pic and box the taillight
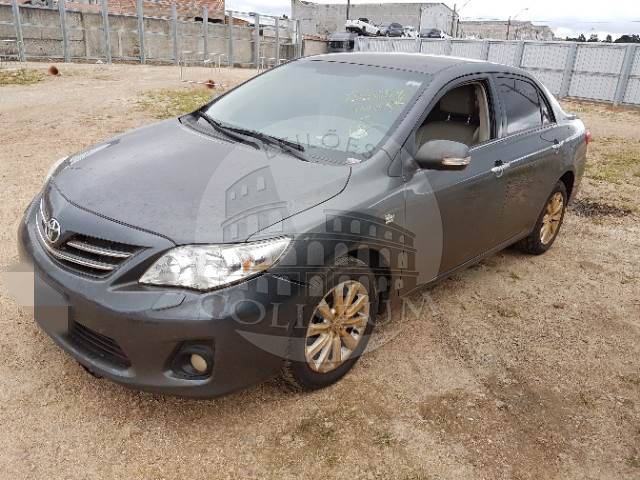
[585,131,592,145]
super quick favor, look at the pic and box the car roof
[303,52,517,76]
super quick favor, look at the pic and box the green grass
[137,87,220,119]
[0,68,44,86]
[586,136,640,186]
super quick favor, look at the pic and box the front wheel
[517,181,568,255]
[281,257,378,391]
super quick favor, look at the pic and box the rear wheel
[281,258,377,391]
[517,181,568,255]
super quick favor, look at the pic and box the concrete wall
[302,37,327,56]
[356,37,640,106]
[0,3,303,65]
[460,21,555,41]
[291,0,454,37]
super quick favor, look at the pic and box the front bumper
[18,194,305,398]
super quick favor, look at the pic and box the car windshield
[203,61,428,161]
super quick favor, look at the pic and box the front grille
[37,199,141,277]
[68,320,131,368]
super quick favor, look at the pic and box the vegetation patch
[570,198,633,218]
[0,68,45,86]
[562,100,640,120]
[373,431,397,447]
[136,87,220,119]
[626,454,640,469]
[585,136,640,186]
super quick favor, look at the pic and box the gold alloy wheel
[305,280,370,373]
[540,192,564,245]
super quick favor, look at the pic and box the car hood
[52,119,351,245]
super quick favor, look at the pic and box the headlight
[140,237,291,291]
[44,156,69,183]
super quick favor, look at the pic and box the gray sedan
[19,53,588,397]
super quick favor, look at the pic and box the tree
[614,34,640,43]
[605,34,613,43]
[588,34,599,42]
[565,34,588,42]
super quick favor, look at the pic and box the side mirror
[415,140,471,171]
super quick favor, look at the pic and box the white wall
[356,37,640,106]
[291,0,455,37]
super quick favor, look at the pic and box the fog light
[171,342,214,379]
[190,353,209,374]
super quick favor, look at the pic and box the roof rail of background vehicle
[303,52,519,76]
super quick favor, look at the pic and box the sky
[226,0,640,40]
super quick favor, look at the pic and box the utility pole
[346,0,350,20]
[451,3,457,37]
[453,0,472,38]
[507,8,528,40]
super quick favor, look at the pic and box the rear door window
[498,78,545,135]
[541,96,553,125]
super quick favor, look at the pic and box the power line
[462,17,640,25]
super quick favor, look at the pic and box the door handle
[552,140,565,153]
[491,161,511,177]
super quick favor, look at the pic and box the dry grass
[0,68,44,86]
[561,100,640,215]
[586,136,640,186]
[136,87,221,119]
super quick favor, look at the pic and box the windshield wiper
[192,110,260,150]
[195,110,308,162]
[224,125,308,162]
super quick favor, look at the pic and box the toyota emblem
[44,218,61,244]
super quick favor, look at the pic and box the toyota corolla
[18,53,588,397]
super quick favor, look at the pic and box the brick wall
[34,0,226,21]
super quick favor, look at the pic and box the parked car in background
[378,22,404,37]
[403,26,418,38]
[420,28,449,39]
[21,53,588,397]
[345,18,379,36]
[328,32,359,53]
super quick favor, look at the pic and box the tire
[281,256,379,391]
[517,181,568,255]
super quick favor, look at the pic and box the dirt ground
[0,63,639,480]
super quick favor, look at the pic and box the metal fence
[0,0,303,69]
[356,37,640,106]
